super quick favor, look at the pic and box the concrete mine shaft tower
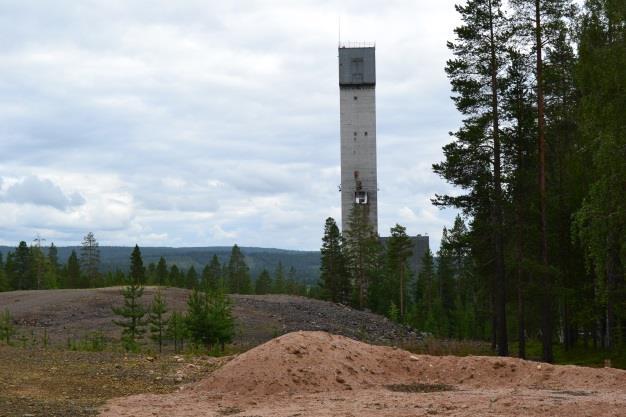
[339,44,377,233]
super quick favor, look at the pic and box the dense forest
[0,236,309,297]
[319,0,625,363]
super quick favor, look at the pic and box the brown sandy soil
[100,331,626,417]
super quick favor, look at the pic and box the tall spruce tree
[66,250,82,288]
[186,266,198,289]
[80,232,100,288]
[227,245,251,294]
[112,245,147,351]
[319,217,351,304]
[0,254,8,292]
[12,241,32,290]
[169,264,183,288]
[435,0,511,356]
[155,256,168,286]
[273,262,286,294]
[202,255,222,291]
[149,290,168,353]
[574,0,626,350]
[510,0,576,363]
[385,224,413,320]
[255,269,273,295]
[166,311,187,354]
[344,204,383,309]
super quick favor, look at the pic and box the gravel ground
[0,344,222,417]
[0,287,422,348]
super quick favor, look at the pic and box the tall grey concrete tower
[338,44,377,233]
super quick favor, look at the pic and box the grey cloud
[2,176,85,210]
[0,0,462,250]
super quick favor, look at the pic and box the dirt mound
[195,331,626,396]
[100,332,626,417]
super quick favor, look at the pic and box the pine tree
[255,269,273,295]
[227,245,251,294]
[186,266,198,289]
[435,0,511,356]
[166,311,187,354]
[0,254,7,292]
[385,224,413,320]
[80,232,100,288]
[12,241,32,290]
[185,288,212,348]
[185,287,235,351]
[112,245,147,351]
[344,205,383,309]
[169,265,182,288]
[411,249,436,331]
[146,262,157,284]
[574,0,626,350]
[208,289,235,351]
[149,290,169,353]
[273,262,286,294]
[156,256,168,286]
[436,241,456,337]
[66,250,82,288]
[202,255,222,291]
[319,217,351,303]
[46,243,60,289]
[510,0,576,363]
[285,267,298,295]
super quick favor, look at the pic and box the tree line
[318,0,625,363]
[435,0,625,362]
[318,208,485,339]
[0,234,308,297]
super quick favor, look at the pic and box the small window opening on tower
[353,131,357,136]
[353,96,358,100]
[355,191,368,204]
[364,131,368,136]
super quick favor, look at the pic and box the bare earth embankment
[0,287,419,346]
[101,331,626,417]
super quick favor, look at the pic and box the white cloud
[0,0,462,250]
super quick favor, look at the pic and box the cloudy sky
[0,0,462,251]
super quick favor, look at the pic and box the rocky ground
[0,287,421,348]
[101,331,626,417]
[0,344,223,417]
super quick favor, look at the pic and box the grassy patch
[512,340,626,369]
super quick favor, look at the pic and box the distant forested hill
[0,246,321,284]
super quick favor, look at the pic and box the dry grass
[0,344,222,417]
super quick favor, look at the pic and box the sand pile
[100,332,626,417]
[194,331,626,396]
